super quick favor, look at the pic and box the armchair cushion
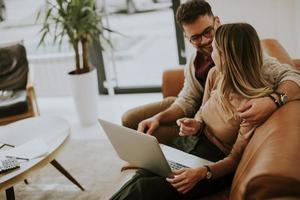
[0,90,28,117]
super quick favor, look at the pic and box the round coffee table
[0,116,84,200]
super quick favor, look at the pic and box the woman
[111,23,275,200]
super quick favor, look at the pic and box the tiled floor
[37,93,162,140]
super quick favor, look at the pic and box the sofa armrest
[162,68,184,98]
[261,39,295,68]
[230,101,300,199]
[292,59,300,70]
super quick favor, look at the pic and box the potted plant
[38,0,106,125]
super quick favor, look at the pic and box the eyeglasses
[185,24,215,44]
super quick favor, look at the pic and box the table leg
[5,187,15,200]
[24,179,29,184]
[51,159,85,191]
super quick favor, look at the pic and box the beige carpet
[0,139,124,200]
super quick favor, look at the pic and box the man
[122,0,300,151]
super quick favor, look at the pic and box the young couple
[112,0,300,199]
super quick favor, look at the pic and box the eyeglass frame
[184,19,216,45]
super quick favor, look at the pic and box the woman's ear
[214,16,221,28]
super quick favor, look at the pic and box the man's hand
[137,117,160,135]
[176,118,201,136]
[166,167,206,194]
[238,97,277,126]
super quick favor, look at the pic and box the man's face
[183,15,217,56]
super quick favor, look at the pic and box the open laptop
[99,119,212,177]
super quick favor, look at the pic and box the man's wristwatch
[274,92,288,106]
[203,165,213,180]
[279,93,288,105]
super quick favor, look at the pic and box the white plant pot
[68,68,99,126]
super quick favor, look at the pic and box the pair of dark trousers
[110,134,233,200]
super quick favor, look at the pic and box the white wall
[185,0,299,58]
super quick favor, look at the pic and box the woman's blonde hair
[214,23,273,114]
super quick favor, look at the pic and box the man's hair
[214,23,273,115]
[176,0,214,27]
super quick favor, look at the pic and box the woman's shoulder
[207,66,221,85]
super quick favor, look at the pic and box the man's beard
[196,41,213,56]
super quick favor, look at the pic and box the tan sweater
[195,67,255,179]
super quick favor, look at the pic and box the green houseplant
[39,0,105,74]
[38,0,107,125]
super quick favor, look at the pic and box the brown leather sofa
[103,39,300,200]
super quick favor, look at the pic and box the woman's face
[211,39,222,70]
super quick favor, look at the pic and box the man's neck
[194,52,214,86]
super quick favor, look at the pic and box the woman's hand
[176,118,202,136]
[166,167,207,194]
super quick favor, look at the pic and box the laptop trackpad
[160,144,213,168]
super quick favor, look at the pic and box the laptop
[99,119,212,177]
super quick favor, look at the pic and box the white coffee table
[0,116,84,200]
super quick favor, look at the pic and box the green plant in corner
[38,0,107,74]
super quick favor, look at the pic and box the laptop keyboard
[168,160,188,170]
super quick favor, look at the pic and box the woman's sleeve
[208,126,255,179]
[193,67,219,134]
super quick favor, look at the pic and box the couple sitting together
[111,0,300,199]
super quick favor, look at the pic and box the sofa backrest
[162,68,185,98]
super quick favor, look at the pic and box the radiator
[28,53,75,97]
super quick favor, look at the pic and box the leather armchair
[103,39,300,199]
[0,43,39,125]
